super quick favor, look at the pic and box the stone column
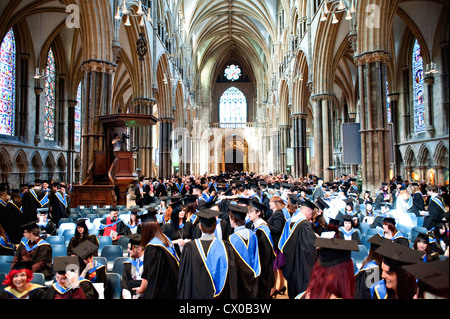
[80,60,116,180]
[278,124,290,174]
[354,51,391,193]
[33,82,43,146]
[310,93,333,181]
[67,99,77,184]
[159,117,174,179]
[424,75,435,137]
[291,112,308,178]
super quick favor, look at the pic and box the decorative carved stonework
[81,60,117,74]
[310,92,335,102]
[354,50,390,66]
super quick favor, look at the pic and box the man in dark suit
[135,179,146,208]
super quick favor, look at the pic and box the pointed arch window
[219,87,247,128]
[75,82,82,148]
[0,28,16,136]
[44,48,56,140]
[412,39,425,133]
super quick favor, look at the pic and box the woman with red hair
[296,237,359,299]
[380,217,409,246]
[0,261,46,299]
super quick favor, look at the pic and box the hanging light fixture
[136,1,144,15]
[331,13,339,24]
[115,6,121,20]
[35,0,44,79]
[320,0,355,24]
[34,68,41,79]
[124,15,131,26]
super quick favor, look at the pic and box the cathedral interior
[0,0,449,198]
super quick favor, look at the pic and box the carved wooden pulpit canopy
[72,113,158,207]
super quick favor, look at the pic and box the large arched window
[219,87,247,128]
[0,28,16,136]
[386,80,392,123]
[75,82,82,149]
[44,48,56,140]
[412,39,425,133]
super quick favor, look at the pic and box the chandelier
[114,0,152,27]
[320,0,356,24]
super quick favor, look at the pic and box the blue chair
[69,213,81,221]
[58,222,76,236]
[360,234,373,251]
[80,208,95,217]
[112,257,129,277]
[417,216,424,227]
[93,257,108,268]
[359,222,370,236]
[57,217,73,228]
[106,273,122,299]
[30,272,45,286]
[61,229,76,245]
[0,273,6,292]
[366,228,379,236]
[117,236,130,254]
[351,245,369,268]
[97,236,113,254]
[101,245,123,263]
[86,213,99,223]
[46,235,65,245]
[51,244,68,258]
[0,255,14,274]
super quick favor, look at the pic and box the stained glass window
[412,39,425,133]
[224,64,241,81]
[44,48,56,140]
[386,80,392,123]
[219,87,247,128]
[0,28,16,136]
[75,82,82,148]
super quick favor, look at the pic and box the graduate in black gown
[21,179,50,225]
[2,192,24,244]
[278,198,317,298]
[228,204,260,299]
[67,219,99,257]
[248,199,276,299]
[48,182,70,227]
[192,200,232,241]
[36,208,57,239]
[423,185,447,230]
[120,233,145,299]
[354,234,387,299]
[177,208,238,299]
[135,209,179,299]
[0,260,46,299]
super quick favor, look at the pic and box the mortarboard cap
[183,194,198,206]
[300,198,318,210]
[235,197,251,205]
[11,260,35,271]
[198,200,217,210]
[137,207,159,223]
[196,209,221,228]
[328,218,341,227]
[72,240,98,259]
[228,203,248,220]
[368,234,390,250]
[315,237,359,268]
[288,194,301,205]
[249,199,266,213]
[343,214,353,222]
[402,259,449,298]
[375,240,423,270]
[125,233,142,246]
[53,256,80,274]
[129,207,142,214]
[37,207,49,215]
[34,179,43,185]
[75,218,88,227]
[170,198,184,210]
[19,220,40,231]
[383,217,396,225]
[315,197,330,210]
[343,198,355,205]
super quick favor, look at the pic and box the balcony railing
[209,122,265,128]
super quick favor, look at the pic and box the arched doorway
[220,134,248,173]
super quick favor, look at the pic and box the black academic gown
[267,209,286,249]
[374,192,388,210]
[423,196,447,230]
[121,259,143,298]
[162,221,194,257]
[177,238,238,299]
[21,188,50,224]
[13,238,53,279]
[354,260,381,299]
[279,217,317,299]
[141,241,179,299]
[154,183,168,197]
[0,283,46,299]
[3,199,24,244]
[38,220,57,239]
[66,234,99,257]
[48,190,70,226]
[254,225,276,299]
[409,192,425,216]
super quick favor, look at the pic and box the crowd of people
[0,172,448,300]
